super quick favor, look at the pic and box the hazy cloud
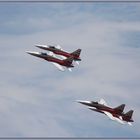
[0,3,140,137]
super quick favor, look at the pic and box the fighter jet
[26,51,74,71]
[35,44,81,65]
[77,99,134,125]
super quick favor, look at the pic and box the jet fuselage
[27,51,74,68]
[78,100,134,123]
[78,101,122,115]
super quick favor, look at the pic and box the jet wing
[48,51,56,57]
[88,107,104,114]
[58,55,79,66]
[59,55,67,60]
[103,111,115,120]
[51,62,65,71]
[68,68,72,72]
[114,117,125,125]
[48,45,80,65]
[128,122,132,126]
[99,99,107,106]
[48,52,72,72]
[75,61,80,65]
[48,51,68,61]
[55,45,63,50]
[55,45,69,53]
[103,111,125,124]
[47,52,65,71]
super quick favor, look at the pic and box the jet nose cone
[26,51,40,55]
[26,51,33,55]
[35,45,48,49]
[35,45,41,48]
[76,100,83,103]
[76,100,91,104]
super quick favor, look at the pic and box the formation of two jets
[77,99,134,125]
[26,45,81,72]
[26,44,134,125]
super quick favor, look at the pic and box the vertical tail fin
[124,110,133,119]
[114,104,125,114]
[71,49,81,57]
[63,56,74,66]
[123,110,134,123]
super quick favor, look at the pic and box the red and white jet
[35,44,81,65]
[77,99,134,125]
[26,51,74,71]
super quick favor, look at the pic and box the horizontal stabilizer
[103,111,115,120]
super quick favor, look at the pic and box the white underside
[48,51,72,72]
[51,62,65,71]
[103,111,132,125]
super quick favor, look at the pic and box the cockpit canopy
[41,52,47,55]
[49,46,55,49]
[91,101,98,104]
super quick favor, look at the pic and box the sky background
[0,2,140,138]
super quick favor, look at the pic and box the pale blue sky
[0,3,140,34]
[0,2,140,137]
